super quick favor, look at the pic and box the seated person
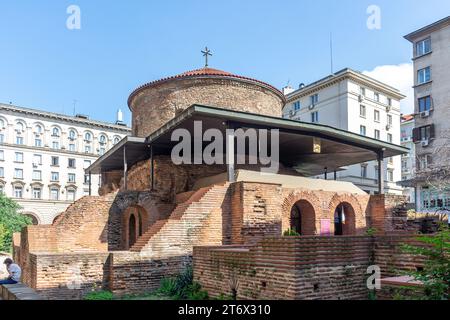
[0,258,21,285]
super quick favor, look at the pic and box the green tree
[401,225,450,300]
[0,194,32,252]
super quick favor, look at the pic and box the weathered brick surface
[129,78,285,137]
[193,235,426,300]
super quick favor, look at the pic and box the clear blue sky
[0,0,449,124]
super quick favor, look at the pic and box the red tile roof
[127,67,285,108]
[401,114,414,122]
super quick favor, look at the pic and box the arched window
[0,119,5,129]
[99,135,107,145]
[113,136,121,145]
[84,132,92,142]
[69,130,77,140]
[15,122,24,132]
[52,127,60,137]
[35,124,43,134]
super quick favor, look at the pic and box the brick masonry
[129,78,285,137]
[193,235,426,300]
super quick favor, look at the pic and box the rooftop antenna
[330,32,334,74]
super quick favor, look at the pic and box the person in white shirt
[0,258,21,285]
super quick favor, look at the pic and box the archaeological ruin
[13,67,425,300]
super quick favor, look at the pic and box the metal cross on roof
[201,47,212,67]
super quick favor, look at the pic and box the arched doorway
[23,213,39,225]
[290,200,316,235]
[334,203,356,236]
[129,215,137,248]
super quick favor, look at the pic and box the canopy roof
[87,105,408,176]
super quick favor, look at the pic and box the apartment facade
[400,114,416,203]
[404,16,450,213]
[0,103,130,224]
[283,68,405,195]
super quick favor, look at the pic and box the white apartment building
[400,114,416,203]
[404,16,450,213]
[283,68,405,195]
[0,103,130,224]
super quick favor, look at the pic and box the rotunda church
[128,67,286,136]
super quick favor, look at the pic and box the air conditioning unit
[358,95,364,102]
[420,111,430,118]
[386,106,392,112]
[289,110,296,117]
[32,163,38,168]
[386,124,392,131]
[308,104,315,110]
[421,139,430,147]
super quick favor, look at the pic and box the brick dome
[128,67,286,137]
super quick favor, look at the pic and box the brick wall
[129,78,284,137]
[31,252,111,300]
[194,235,425,300]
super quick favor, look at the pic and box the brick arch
[282,191,323,235]
[328,194,364,235]
[122,205,150,250]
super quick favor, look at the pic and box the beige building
[404,16,450,213]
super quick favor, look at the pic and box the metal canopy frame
[87,104,409,194]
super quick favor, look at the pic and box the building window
[0,167,4,178]
[388,157,394,165]
[69,130,77,140]
[52,127,60,137]
[85,145,92,154]
[99,135,107,145]
[15,122,24,132]
[360,105,366,118]
[0,134,4,143]
[15,152,24,163]
[68,158,76,168]
[293,101,301,111]
[35,125,43,134]
[69,144,76,152]
[387,170,394,182]
[16,136,24,145]
[416,38,431,56]
[387,115,393,127]
[14,186,23,198]
[35,138,42,147]
[84,132,93,142]
[84,174,90,184]
[360,125,366,136]
[418,96,432,112]
[51,172,59,182]
[14,169,23,179]
[33,188,42,199]
[52,141,60,150]
[0,185,4,194]
[32,170,42,181]
[361,165,368,178]
[51,156,59,166]
[387,98,392,106]
[387,133,393,143]
[50,188,59,201]
[113,137,120,145]
[360,87,366,97]
[68,173,76,183]
[374,110,380,122]
[311,111,319,123]
[374,93,380,102]
[67,189,76,201]
[418,155,432,171]
[84,160,92,169]
[310,94,319,105]
[374,130,380,140]
[33,154,42,165]
[417,67,431,84]
[414,125,434,142]
[0,150,3,161]
[99,148,106,156]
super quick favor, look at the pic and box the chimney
[116,109,124,125]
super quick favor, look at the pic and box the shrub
[283,228,300,236]
[84,290,114,300]
[0,194,32,252]
[157,267,209,300]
